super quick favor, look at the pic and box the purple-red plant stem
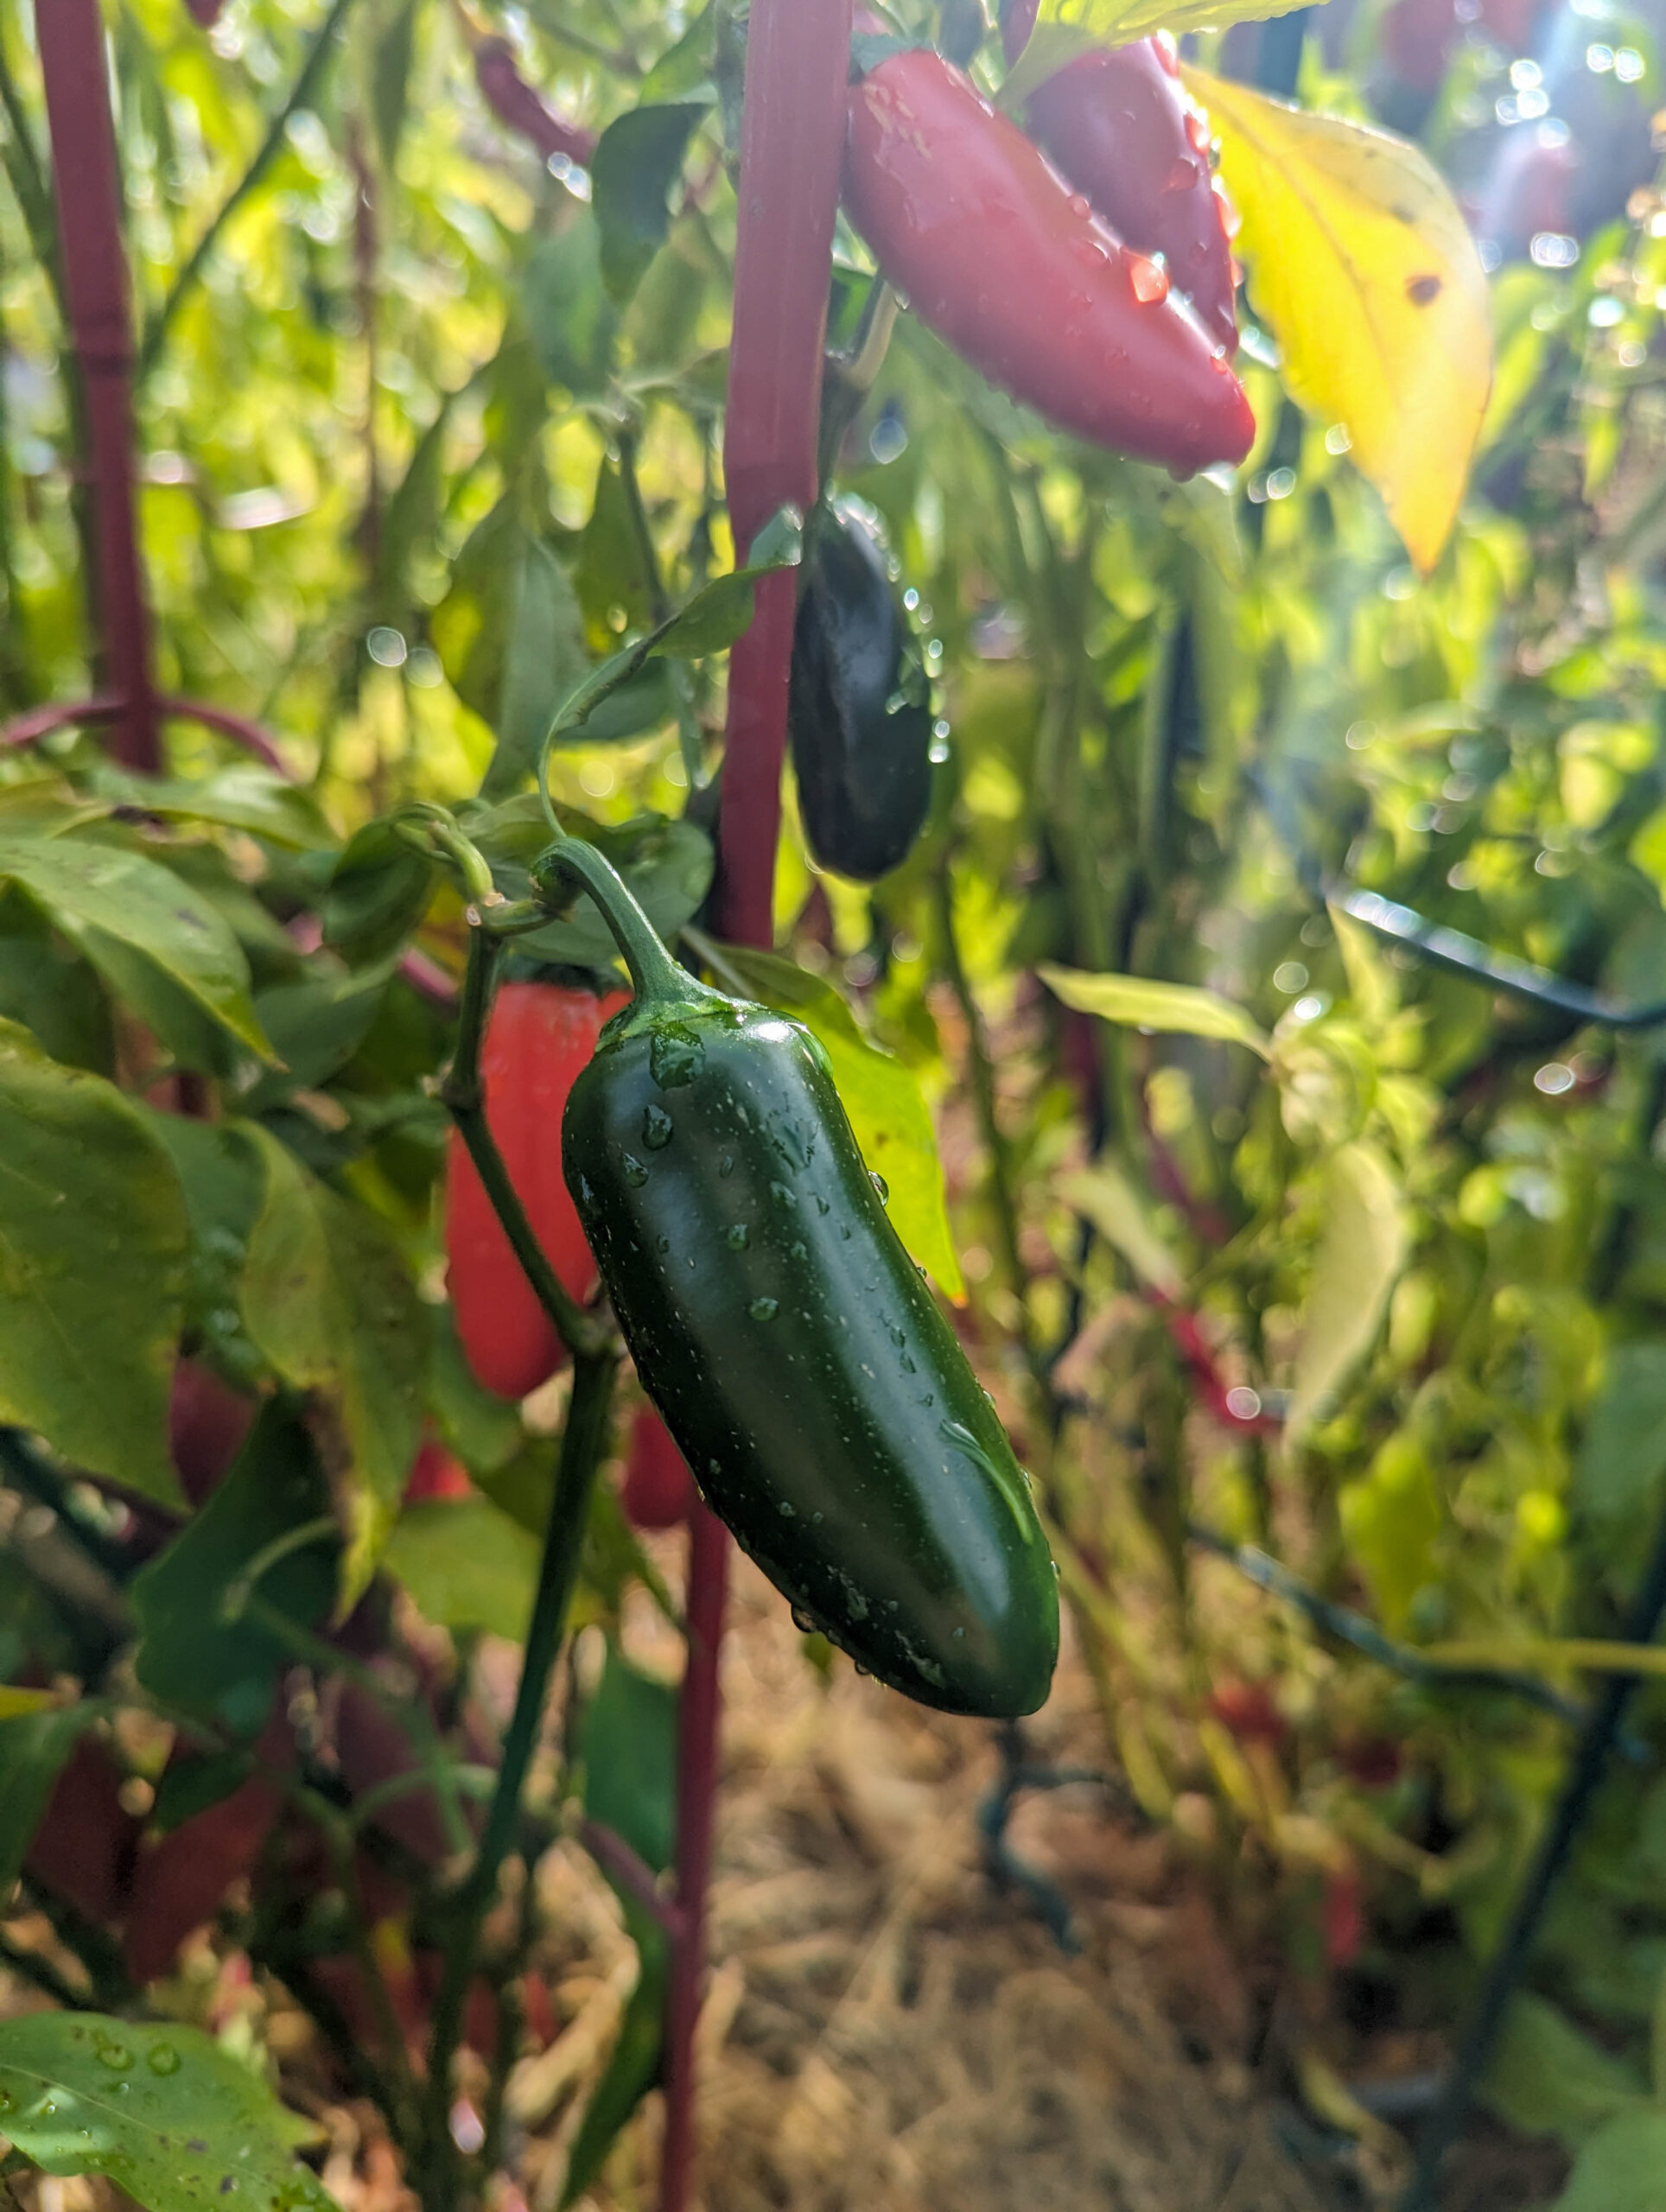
[577,1820,684,1937]
[35,0,159,772]
[658,6,850,2210]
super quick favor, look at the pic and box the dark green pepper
[536,838,1058,1719]
[788,496,933,883]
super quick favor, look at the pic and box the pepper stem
[535,836,715,1010]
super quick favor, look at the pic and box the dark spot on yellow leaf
[1405,272,1442,306]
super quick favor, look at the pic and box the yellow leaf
[1186,68,1491,575]
[1038,963,1272,1058]
[1286,1140,1409,1441]
[1030,0,1319,56]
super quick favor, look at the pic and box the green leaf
[1482,1993,1650,2153]
[92,766,334,851]
[372,0,417,170]
[576,454,659,640]
[551,511,802,745]
[1038,964,1273,1058]
[131,1401,339,1740]
[996,23,1102,110]
[1286,1141,1409,1443]
[524,218,617,395]
[638,2,715,101]
[143,1115,266,1378]
[484,536,590,798]
[243,966,393,1105]
[1548,2110,1666,2211]
[238,1130,426,1606]
[0,887,113,1072]
[590,102,709,304]
[0,1704,99,1897]
[382,1497,541,1635]
[0,2012,334,2212]
[1575,1344,1666,1559]
[493,812,712,973]
[701,945,965,1300]
[582,1645,678,1873]
[320,819,436,966]
[0,830,274,1060]
[1055,1165,1186,1300]
[0,1020,189,1503]
[559,1955,664,2209]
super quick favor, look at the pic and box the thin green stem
[439,918,613,1360]
[421,1347,618,2205]
[138,0,359,379]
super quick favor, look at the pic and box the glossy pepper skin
[843,49,1253,476]
[539,839,1059,1719]
[789,497,932,882]
[445,980,626,1399]
[1024,42,1240,355]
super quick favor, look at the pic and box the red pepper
[444,982,626,1400]
[1023,41,1239,355]
[620,1407,695,1530]
[843,50,1253,476]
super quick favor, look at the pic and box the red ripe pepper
[620,1407,695,1531]
[1023,41,1239,355]
[444,982,626,1400]
[843,51,1253,476]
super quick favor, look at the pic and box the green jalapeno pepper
[534,836,1059,1719]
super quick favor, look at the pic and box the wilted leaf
[1286,1141,1409,1441]
[0,1020,188,1503]
[1187,68,1491,574]
[0,2012,333,2212]
[1039,963,1271,1057]
[702,944,964,1300]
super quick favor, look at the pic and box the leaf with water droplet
[0,2013,333,2210]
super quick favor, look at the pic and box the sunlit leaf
[701,944,966,1300]
[1056,1165,1185,1300]
[1286,1140,1409,1442]
[1186,68,1491,574]
[0,2013,334,2212]
[1023,0,1320,60]
[1039,963,1271,1057]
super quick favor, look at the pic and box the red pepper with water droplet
[444,980,627,1400]
[1021,40,1240,354]
[842,49,1253,476]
